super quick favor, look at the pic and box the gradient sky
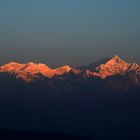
[0,0,140,67]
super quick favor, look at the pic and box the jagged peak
[2,62,21,66]
[38,63,47,66]
[7,62,20,65]
[0,62,24,72]
[55,65,72,73]
[109,54,125,62]
[102,55,128,67]
[60,65,71,71]
[94,55,130,79]
[24,62,51,69]
[112,54,121,60]
[26,62,36,65]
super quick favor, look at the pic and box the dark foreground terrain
[0,129,140,140]
[0,129,91,140]
[0,91,140,140]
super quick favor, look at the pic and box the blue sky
[0,0,140,67]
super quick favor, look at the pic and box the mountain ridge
[0,55,140,82]
[0,62,72,82]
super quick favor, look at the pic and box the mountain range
[0,55,140,82]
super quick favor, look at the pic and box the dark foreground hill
[0,129,140,140]
[0,129,91,140]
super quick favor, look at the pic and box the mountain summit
[77,55,140,79]
[94,55,130,78]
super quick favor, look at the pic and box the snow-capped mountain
[93,55,132,78]
[0,62,71,82]
[78,55,140,79]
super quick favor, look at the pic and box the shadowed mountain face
[0,55,140,139]
[78,57,110,71]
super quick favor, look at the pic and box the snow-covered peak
[95,55,130,78]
